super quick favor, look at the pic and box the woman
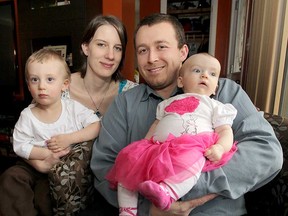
[49,15,137,215]
[67,15,136,117]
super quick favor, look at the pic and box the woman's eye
[115,46,122,52]
[97,43,106,47]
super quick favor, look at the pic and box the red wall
[102,0,161,81]
[103,0,231,79]
[103,0,136,81]
[214,0,232,77]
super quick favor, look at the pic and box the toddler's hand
[46,134,72,152]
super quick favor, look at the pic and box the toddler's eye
[30,77,39,83]
[47,77,54,82]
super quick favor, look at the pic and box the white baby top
[153,93,237,142]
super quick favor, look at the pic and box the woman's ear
[81,43,89,56]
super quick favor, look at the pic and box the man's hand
[150,194,218,216]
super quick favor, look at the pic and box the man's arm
[183,78,283,203]
[145,119,159,139]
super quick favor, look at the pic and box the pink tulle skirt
[106,133,237,191]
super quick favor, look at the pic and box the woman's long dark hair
[79,15,127,81]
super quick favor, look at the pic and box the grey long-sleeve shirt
[91,78,283,215]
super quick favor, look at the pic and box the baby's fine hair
[25,48,71,82]
[180,52,219,76]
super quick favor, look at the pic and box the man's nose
[148,49,159,63]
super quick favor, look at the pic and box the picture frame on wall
[31,36,73,68]
[43,45,67,60]
[30,0,70,10]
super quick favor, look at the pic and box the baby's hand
[204,144,225,162]
[46,134,72,153]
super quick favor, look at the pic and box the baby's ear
[177,76,184,88]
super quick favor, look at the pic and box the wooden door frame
[0,0,24,100]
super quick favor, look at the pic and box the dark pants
[0,160,52,216]
[0,160,117,216]
[78,190,118,216]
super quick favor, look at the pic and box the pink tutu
[106,133,237,191]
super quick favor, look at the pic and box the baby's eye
[192,68,201,73]
[210,72,216,77]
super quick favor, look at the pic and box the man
[90,13,282,215]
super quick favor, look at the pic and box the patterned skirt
[48,140,95,216]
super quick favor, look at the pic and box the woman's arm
[26,148,70,173]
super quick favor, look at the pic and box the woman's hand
[150,194,218,216]
[25,148,70,173]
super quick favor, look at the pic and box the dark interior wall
[0,1,21,115]
[18,0,101,73]
[16,0,101,103]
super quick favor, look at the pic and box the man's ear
[180,44,189,62]
[177,76,184,88]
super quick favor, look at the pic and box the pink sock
[138,180,174,210]
[119,207,137,216]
